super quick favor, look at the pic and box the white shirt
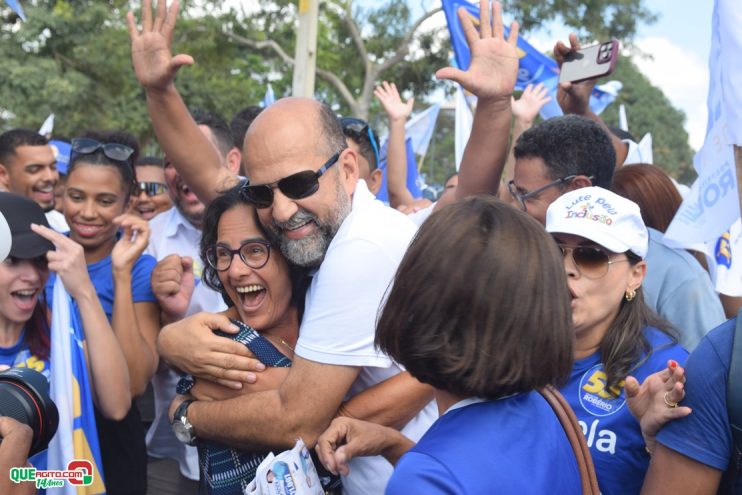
[45,210,68,233]
[296,181,437,495]
[144,206,227,480]
[406,202,436,227]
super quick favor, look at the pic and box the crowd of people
[0,0,740,494]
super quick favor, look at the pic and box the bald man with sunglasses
[128,0,517,492]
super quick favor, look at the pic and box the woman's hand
[30,223,94,301]
[315,417,414,476]
[111,214,150,273]
[626,360,692,453]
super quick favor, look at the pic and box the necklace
[266,334,294,353]
[279,338,295,352]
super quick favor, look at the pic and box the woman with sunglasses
[545,187,689,495]
[131,156,172,220]
[0,192,131,471]
[45,130,160,495]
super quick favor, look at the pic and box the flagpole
[292,0,319,97]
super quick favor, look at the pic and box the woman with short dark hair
[318,196,582,493]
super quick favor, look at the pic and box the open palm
[436,1,519,101]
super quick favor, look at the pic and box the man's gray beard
[273,178,351,268]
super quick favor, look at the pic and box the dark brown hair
[611,164,682,233]
[375,196,574,400]
[600,251,677,393]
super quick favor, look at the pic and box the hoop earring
[625,288,636,302]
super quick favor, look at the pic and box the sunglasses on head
[71,138,135,164]
[340,117,380,169]
[135,181,168,197]
[240,150,343,209]
[205,239,271,272]
[556,244,629,279]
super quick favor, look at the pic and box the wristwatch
[171,399,197,446]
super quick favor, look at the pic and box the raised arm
[374,81,415,208]
[111,214,160,397]
[499,83,551,202]
[435,0,519,211]
[553,34,628,167]
[32,224,131,420]
[127,0,238,204]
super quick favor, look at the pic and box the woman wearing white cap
[545,186,690,495]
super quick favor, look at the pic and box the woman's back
[386,392,581,494]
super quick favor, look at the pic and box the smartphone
[558,40,619,84]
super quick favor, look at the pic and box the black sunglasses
[557,244,629,279]
[135,181,168,197]
[205,239,271,272]
[241,150,343,209]
[71,138,135,164]
[340,117,380,168]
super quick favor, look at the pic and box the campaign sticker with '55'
[578,364,626,417]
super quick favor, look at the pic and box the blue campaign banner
[376,138,422,203]
[5,0,26,21]
[442,0,559,91]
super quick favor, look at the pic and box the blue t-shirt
[45,253,157,320]
[656,317,736,471]
[561,326,688,495]
[386,393,582,494]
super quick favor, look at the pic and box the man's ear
[571,175,594,189]
[339,148,360,194]
[0,164,10,190]
[367,168,383,196]
[226,147,242,175]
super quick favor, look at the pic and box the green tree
[600,56,696,184]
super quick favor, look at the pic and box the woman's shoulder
[131,253,157,276]
[639,325,689,372]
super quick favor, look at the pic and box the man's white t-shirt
[144,206,227,480]
[296,181,437,495]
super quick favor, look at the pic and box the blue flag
[375,138,422,203]
[5,0,26,21]
[48,278,107,494]
[262,83,275,108]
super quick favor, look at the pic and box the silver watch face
[172,419,194,444]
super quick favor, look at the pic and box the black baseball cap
[0,192,54,259]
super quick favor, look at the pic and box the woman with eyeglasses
[545,186,690,495]
[131,155,172,220]
[0,192,131,473]
[43,130,160,495]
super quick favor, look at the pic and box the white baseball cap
[545,186,648,258]
[0,211,10,263]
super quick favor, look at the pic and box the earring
[625,288,636,302]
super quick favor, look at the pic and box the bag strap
[728,311,742,451]
[539,385,601,495]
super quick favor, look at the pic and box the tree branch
[222,30,359,114]
[376,6,442,74]
[342,2,369,71]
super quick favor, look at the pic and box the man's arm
[183,355,361,451]
[553,34,628,167]
[337,372,434,430]
[127,0,238,204]
[641,443,722,495]
[434,1,519,212]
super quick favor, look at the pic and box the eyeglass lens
[208,241,270,271]
[560,245,611,278]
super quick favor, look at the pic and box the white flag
[39,113,55,136]
[454,85,473,171]
[405,104,440,157]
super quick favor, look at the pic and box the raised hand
[127,0,194,92]
[374,81,414,124]
[31,223,95,301]
[111,213,150,273]
[554,33,594,115]
[151,254,195,320]
[625,359,692,453]
[435,0,519,101]
[511,83,551,124]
